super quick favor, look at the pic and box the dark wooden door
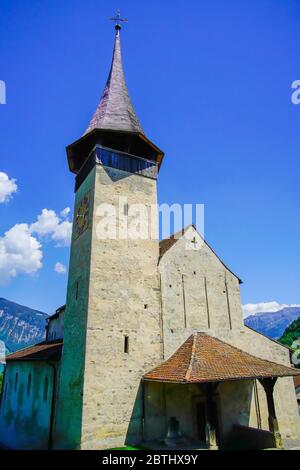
[196,402,207,443]
[212,399,221,446]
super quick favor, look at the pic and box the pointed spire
[85,22,143,135]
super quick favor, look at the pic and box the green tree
[279,316,300,369]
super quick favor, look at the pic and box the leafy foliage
[279,316,300,369]
[0,372,3,394]
[279,316,300,346]
[245,307,300,340]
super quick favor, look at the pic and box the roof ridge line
[100,37,116,128]
[185,333,197,382]
[159,226,242,283]
[143,332,300,383]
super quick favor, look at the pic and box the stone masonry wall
[0,361,54,449]
[53,168,95,449]
[79,165,163,449]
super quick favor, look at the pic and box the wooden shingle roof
[85,28,143,135]
[144,333,300,384]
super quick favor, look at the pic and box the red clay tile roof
[144,333,300,384]
[5,340,63,362]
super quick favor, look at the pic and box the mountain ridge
[244,306,300,340]
[1,298,299,354]
[0,298,48,352]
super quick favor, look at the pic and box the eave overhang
[66,128,164,174]
[143,333,300,385]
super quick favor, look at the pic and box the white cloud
[0,207,71,285]
[30,209,72,246]
[243,301,300,318]
[54,262,67,274]
[51,220,72,246]
[0,224,43,285]
[0,172,17,203]
[30,209,59,237]
[60,207,71,218]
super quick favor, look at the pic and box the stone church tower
[0,15,299,452]
[54,22,164,449]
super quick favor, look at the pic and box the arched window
[27,373,32,396]
[43,376,49,402]
[14,372,18,391]
[18,383,24,406]
[2,382,8,410]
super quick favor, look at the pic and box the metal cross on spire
[109,9,128,31]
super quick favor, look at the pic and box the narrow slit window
[43,377,49,402]
[75,280,79,300]
[14,372,18,391]
[27,373,32,396]
[124,336,129,354]
[124,203,129,216]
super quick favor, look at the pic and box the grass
[111,446,147,450]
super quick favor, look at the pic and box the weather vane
[109,9,128,30]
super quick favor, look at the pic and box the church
[0,18,299,451]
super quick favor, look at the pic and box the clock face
[74,191,90,240]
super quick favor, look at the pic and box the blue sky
[0,0,300,314]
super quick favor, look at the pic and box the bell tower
[53,17,164,450]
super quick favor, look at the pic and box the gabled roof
[85,27,143,135]
[5,340,63,362]
[143,333,300,384]
[159,225,242,283]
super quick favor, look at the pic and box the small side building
[45,306,65,341]
[0,309,64,450]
